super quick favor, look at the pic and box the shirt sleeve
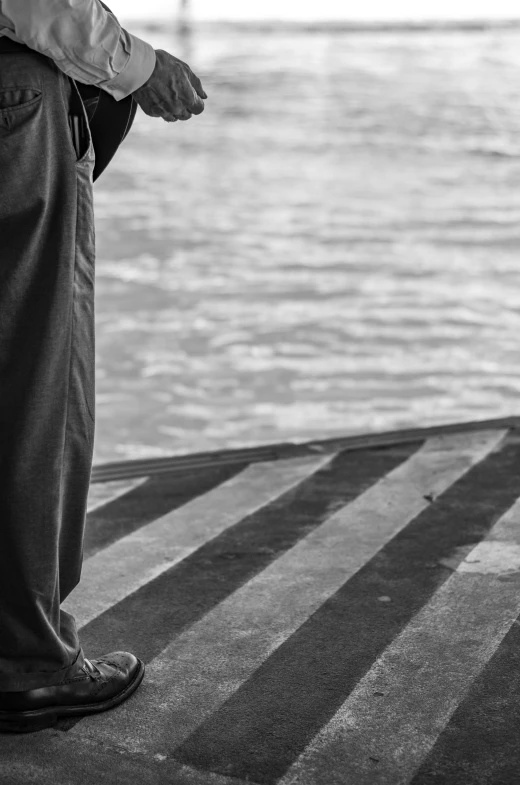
[0,0,156,101]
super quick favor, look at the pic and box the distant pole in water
[177,0,191,36]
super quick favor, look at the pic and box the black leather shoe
[0,651,145,733]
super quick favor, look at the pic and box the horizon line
[121,16,520,27]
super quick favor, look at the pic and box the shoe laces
[82,658,103,679]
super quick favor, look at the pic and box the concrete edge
[90,416,520,484]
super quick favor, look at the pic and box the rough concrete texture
[2,425,520,785]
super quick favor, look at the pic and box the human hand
[132,48,207,122]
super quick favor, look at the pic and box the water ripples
[92,23,520,464]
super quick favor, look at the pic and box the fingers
[175,105,193,121]
[156,55,208,122]
[188,69,207,100]
[188,94,205,116]
[178,65,206,114]
[177,76,205,116]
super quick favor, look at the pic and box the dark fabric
[0,46,95,689]
[78,82,138,182]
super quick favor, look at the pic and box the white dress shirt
[0,0,156,101]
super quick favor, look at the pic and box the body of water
[92,20,520,466]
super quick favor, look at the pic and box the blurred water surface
[92,21,520,466]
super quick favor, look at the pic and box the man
[0,0,207,733]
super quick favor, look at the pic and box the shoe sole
[0,658,145,734]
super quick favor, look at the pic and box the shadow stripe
[86,477,149,514]
[0,731,256,785]
[411,601,520,784]
[171,436,520,784]
[78,444,416,658]
[69,429,504,752]
[59,443,417,733]
[277,487,520,785]
[83,462,250,559]
[66,453,336,630]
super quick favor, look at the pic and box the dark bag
[73,78,137,182]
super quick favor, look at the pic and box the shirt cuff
[101,30,156,102]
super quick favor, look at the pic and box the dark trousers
[0,45,95,690]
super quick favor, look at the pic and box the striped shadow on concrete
[66,428,506,775]
[278,460,520,785]
[65,440,418,718]
[83,462,251,559]
[86,477,149,514]
[172,431,520,783]
[410,613,520,785]
[65,453,337,629]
